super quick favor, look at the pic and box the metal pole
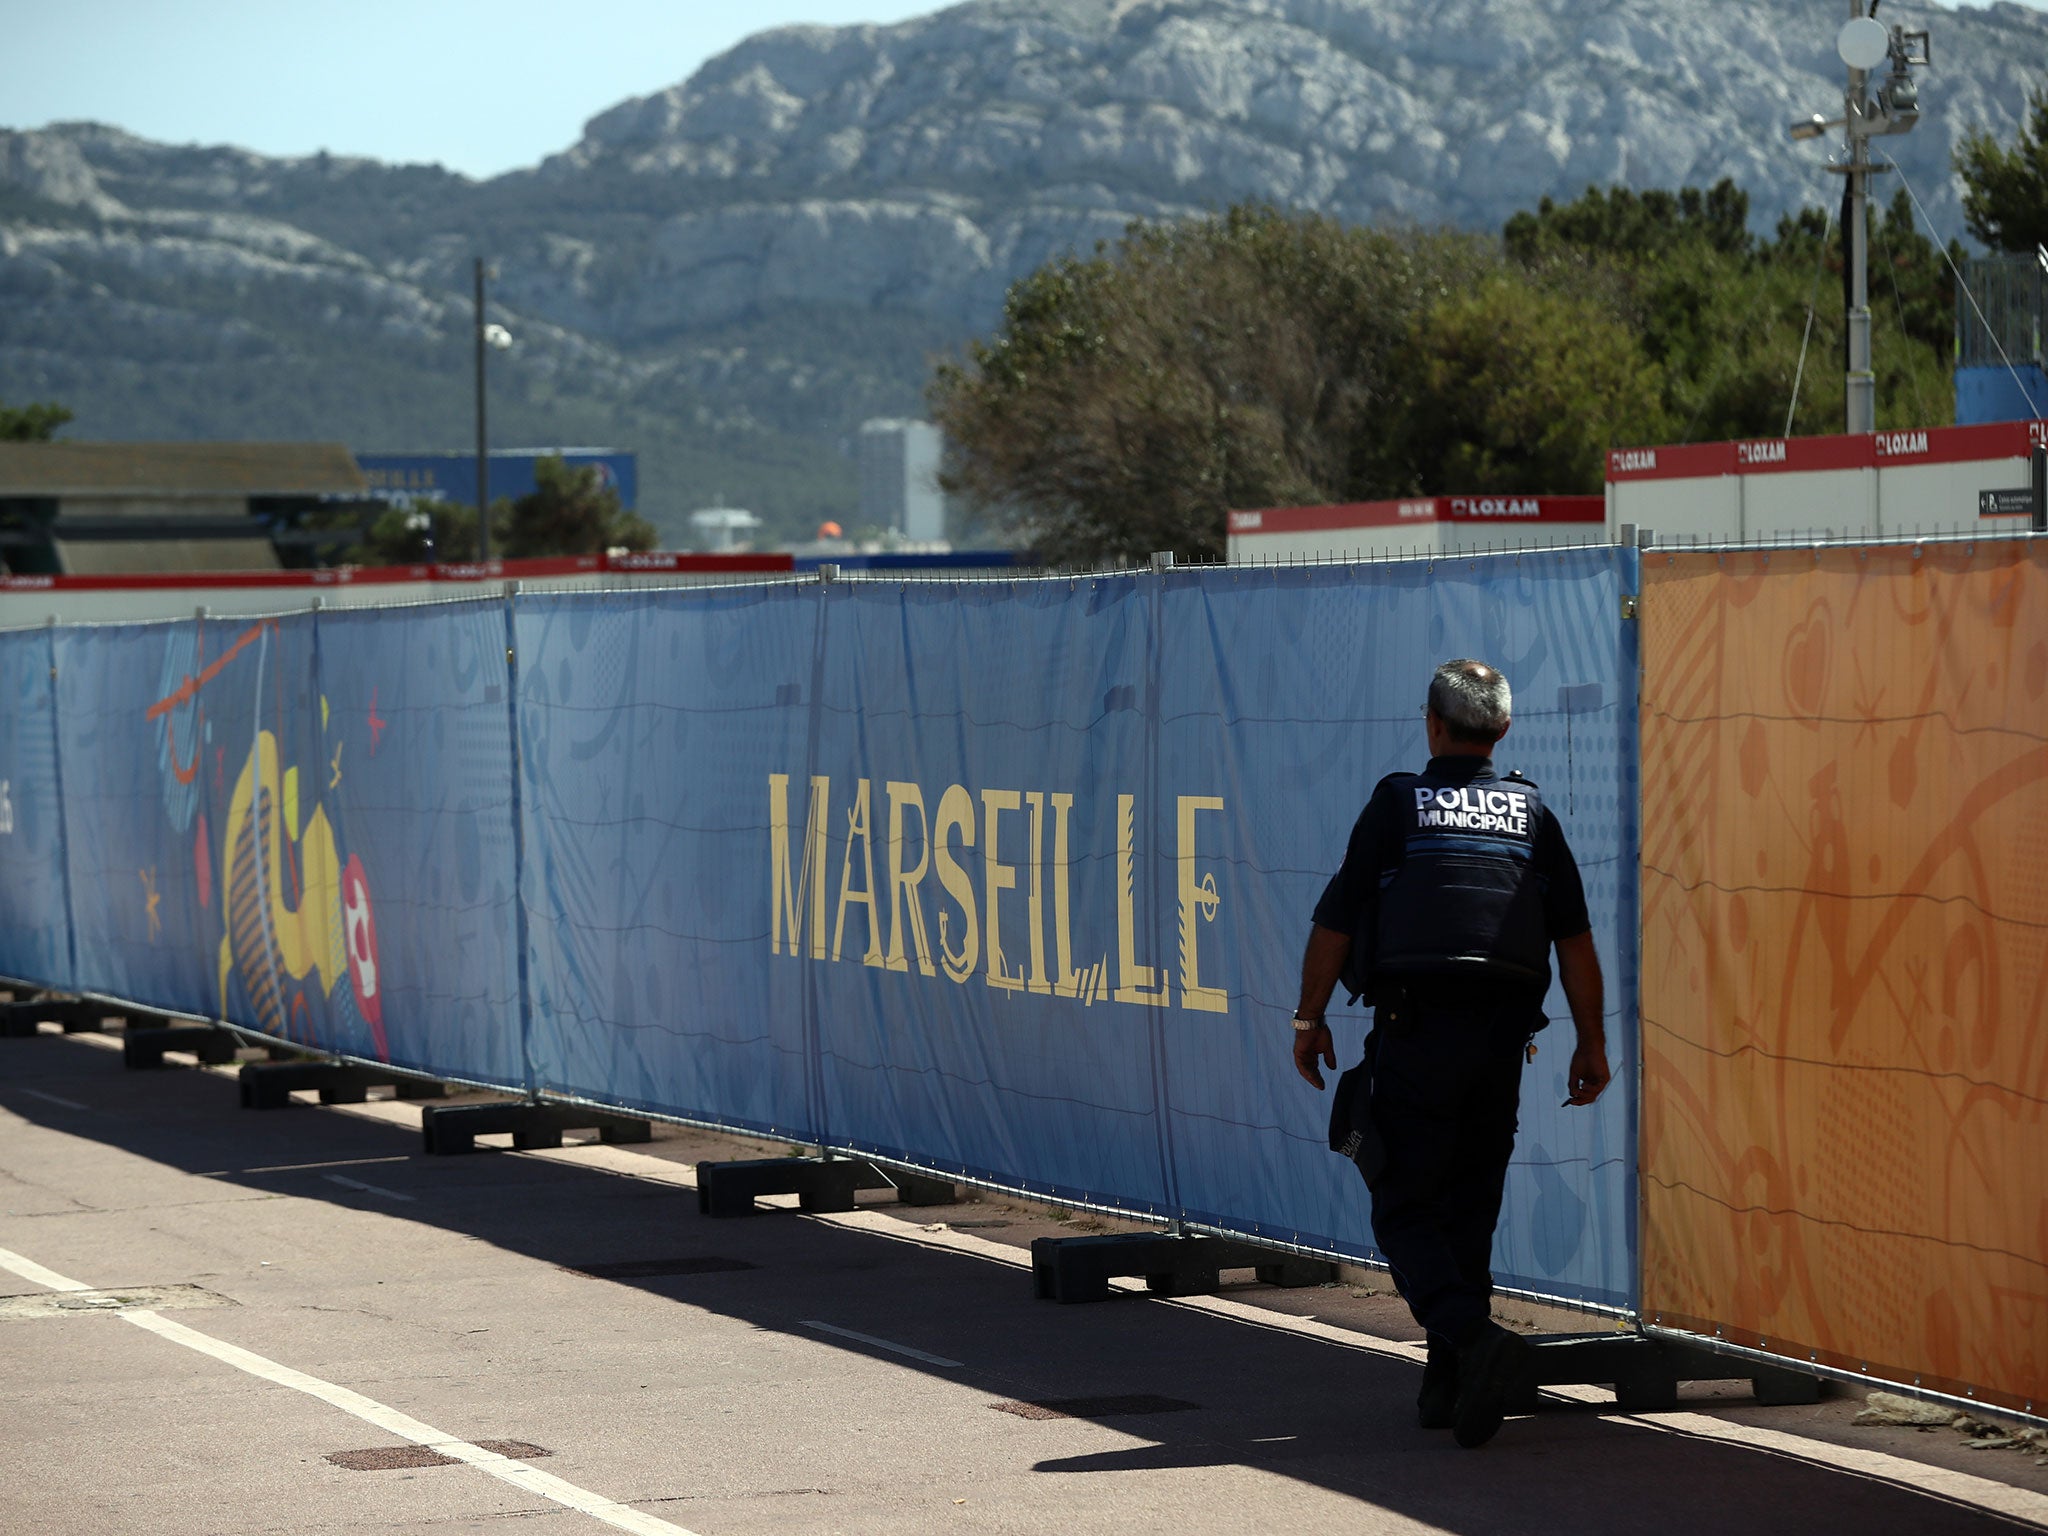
[2031,442,2046,533]
[475,259,491,565]
[1845,2,1875,436]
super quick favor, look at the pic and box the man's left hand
[1293,1022,1336,1089]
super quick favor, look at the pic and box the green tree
[498,454,656,558]
[1505,180,1953,441]
[0,400,73,441]
[300,496,490,565]
[930,205,1494,565]
[1400,275,1667,493]
[1504,181,1754,265]
[1955,87,2048,253]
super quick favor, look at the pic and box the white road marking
[800,1320,963,1368]
[0,1245,701,1536]
[14,1088,89,1111]
[321,1173,415,1202]
[0,1245,94,1293]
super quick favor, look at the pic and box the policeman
[1290,658,1610,1449]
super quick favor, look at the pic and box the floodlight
[1789,114,1829,141]
[1837,16,1890,71]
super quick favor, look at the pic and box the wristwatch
[1291,1011,1324,1032]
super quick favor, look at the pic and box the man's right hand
[1565,1039,1611,1105]
[1293,1022,1336,1089]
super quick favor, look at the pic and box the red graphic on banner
[342,854,386,1056]
[194,814,212,911]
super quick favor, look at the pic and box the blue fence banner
[276,601,524,1084]
[1149,553,1639,1306]
[804,576,1167,1210]
[1,553,1641,1312]
[54,623,223,1016]
[0,626,72,990]
[514,585,818,1134]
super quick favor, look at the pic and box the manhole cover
[325,1441,550,1470]
[0,1284,236,1321]
[326,1446,458,1471]
[564,1257,756,1280]
[991,1394,1200,1420]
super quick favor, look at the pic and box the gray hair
[1427,659,1511,744]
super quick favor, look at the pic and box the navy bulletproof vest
[1374,766,1551,987]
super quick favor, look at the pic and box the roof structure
[0,442,367,497]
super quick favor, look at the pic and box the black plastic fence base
[1031,1232,1340,1302]
[60,1003,119,1033]
[123,1024,241,1069]
[1,998,104,1037]
[240,1060,450,1109]
[1,999,50,1037]
[696,1156,959,1216]
[1513,1332,1822,1411]
[420,1100,652,1155]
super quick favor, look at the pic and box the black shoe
[1418,1339,1459,1429]
[1453,1323,1531,1449]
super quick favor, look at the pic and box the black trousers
[1365,992,1534,1346]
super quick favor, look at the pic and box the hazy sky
[6,0,2044,180]
[3,0,937,179]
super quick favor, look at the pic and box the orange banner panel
[1640,542,2047,1414]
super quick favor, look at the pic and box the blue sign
[354,450,638,510]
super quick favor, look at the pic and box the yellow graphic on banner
[217,729,349,1029]
[769,774,1228,1013]
[1639,541,2047,1415]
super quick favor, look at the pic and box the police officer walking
[1291,659,1610,1449]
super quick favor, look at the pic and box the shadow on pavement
[0,1030,2000,1536]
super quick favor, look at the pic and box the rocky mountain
[4,0,2045,542]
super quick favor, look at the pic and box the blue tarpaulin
[0,551,1639,1309]
[0,627,71,990]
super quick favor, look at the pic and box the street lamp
[1786,4,1931,436]
[473,258,513,562]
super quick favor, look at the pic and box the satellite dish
[1837,16,1889,71]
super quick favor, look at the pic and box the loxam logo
[1450,497,1541,518]
[1875,431,1929,458]
[0,779,13,836]
[1610,449,1657,473]
[1737,440,1787,465]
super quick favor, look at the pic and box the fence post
[1143,551,1183,1226]
[500,581,539,1099]
[801,575,833,1149]
[44,616,79,994]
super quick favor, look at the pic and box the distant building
[858,420,944,542]
[355,448,637,509]
[689,506,762,552]
[1954,255,2046,426]
[0,441,369,575]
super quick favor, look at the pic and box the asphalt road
[2,1026,2043,1536]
